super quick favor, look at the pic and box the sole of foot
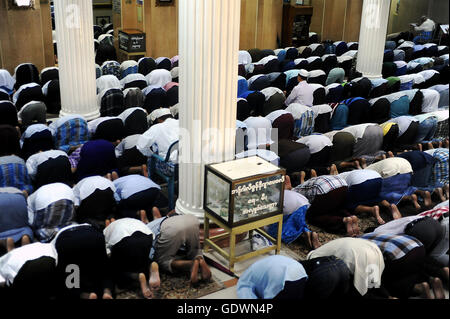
[431,277,445,299]
[139,273,153,299]
[190,259,200,285]
[149,262,161,290]
[197,257,212,282]
[343,217,354,237]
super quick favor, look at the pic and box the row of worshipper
[238,69,448,109]
[237,199,448,300]
[239,47,448,85]
[0,205,213,299]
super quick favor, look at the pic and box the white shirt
[0,243,58,286]
[283,190,310,215]
[366,157,413,178]
[137,118,179,161]
[103,218,153,253]
[115,134,142,157]
[388,116,419,137]
[243,117,273,149]
[96,75,121,93]
[285,103,312,120]
[26,150,68,180]
[285,81,315,107]
[414,19,435,32]
[113,175,161,201]
[73,176,116,206]
[27,183,75,223]
[238,51,252,65]
[340,169,382,186]
[421,89,440,113]
[265,110,291,124]
[261,87,284,101]
[296,135,332,154]
[20,124,51,147]
[374,215,423,235]
[342,123,378,140]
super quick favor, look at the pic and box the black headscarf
[19,101,47,127]
[40,68,59,85]
[45,80,61,114]
[123,109,149,136]
[143,88,168,113]
[14,64,40,90]
[138,57,157,76]
[246,91,265,117]
[15,84,45,111]
[369,98,391,124]
[166,85,179,107]
[0,125,20,156]
[263,92,286,116]
[95,43,117,66]
[350,78,371,99]
[93,118,126,142]
[124,88,145,109]
[237,99,250,121]
[0,101,18,126]
[21,127,54,160]
[330,132,355,163]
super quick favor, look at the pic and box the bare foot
[330,164,338,175]
[311,169,317,178]
[435,188,446,202]
[418,143,423,152]
[427,142,434,150]
[390,204,402,220]
[303,231,314,250]
[105,173,112,181]
[285,175,293,190]
[6,237,14,252]
[371,206,385,225]
[422,191,432,208]
[142,164,149,178]
[89,293,98,299]
[311,232,321,249]
[300,171,306,184]
[197,257,212,282]
[139,273,153,299]
[190,258,200,285]
[21,235,30,246]
[110,218,116,223]
[152,207,162,219]
[387,151,394,158]
[431,278,445,299]
[140,210,149,224]
[111,171,119,181]
[343,217,354,237]
[102,289,113,299]
[442,267,449,282]
[360,158,367,169]
[414,282,434,299]
[351,216,360,236]
[105,219,111,227]
[149,262,161,290]
[411,194,421,210]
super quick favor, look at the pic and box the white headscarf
[145,69,172,90]
[96,75,121,93]
[0,69,16,92]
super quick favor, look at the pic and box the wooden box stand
[203,211,283,273]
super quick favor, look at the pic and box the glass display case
[204,156,286,228]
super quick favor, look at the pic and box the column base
[358,72,383,80]
[59,108,100,121]
[175,199,205,223]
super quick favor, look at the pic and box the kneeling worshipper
[337,169,402,225]
[417,204,449,284]
[380,122,400,152]
[324,131,359,171]
[71,139,119,182]
[117,107,149,137]
[425,148,449,201]
[73,176,118,230]
[285,70,315,107]
[0,101,18,128]
[49,115,90,154]
[414,113,439,146]
[285,103,315,138]
[397,151,438,208]
[372,213,447,298]
[104,217,160,299]
[359,233,427,299]
[237,255,308,299]
[51,224,114,299]
[0,242,58,299]
[27,182,76,243]
[307,238,387,299]
[88,116,126,145]
[141,210,212,285]
[291,174,361,237]
[0,187,33,254]
[296,134,333,176]
[266,179,320,250]
[0,125,33,195]
[113,174,164,220]
[265,109,295,140]
[20,124,54,160]
[277,139,311,176]
[25,150,73,189]
[298,255,351,299]
[341,123,385,162]
[137,108,179,162]
[243,116,274,151]
[115,134,148,177]
[386,116,421,152]
[366,157,422,210]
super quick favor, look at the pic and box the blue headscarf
[238,77,254,98]
[237,255,307,299]
[267,205,310,244]
[331,104,349,130]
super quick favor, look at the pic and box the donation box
[204,156,286,228]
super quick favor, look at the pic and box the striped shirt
[293,175,347,203]
[0,156,33,194]
[361,233,423,261]
[427,148,449,187]
[51,117,90,153]
[419,206,449,221]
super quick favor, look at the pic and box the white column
[356,0,391,79]
[54,0,99,120]
[176,0,241,221]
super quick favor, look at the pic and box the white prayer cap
[298,69,309,79]
[149,108,171,123]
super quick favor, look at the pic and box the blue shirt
[113,175,161,201]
